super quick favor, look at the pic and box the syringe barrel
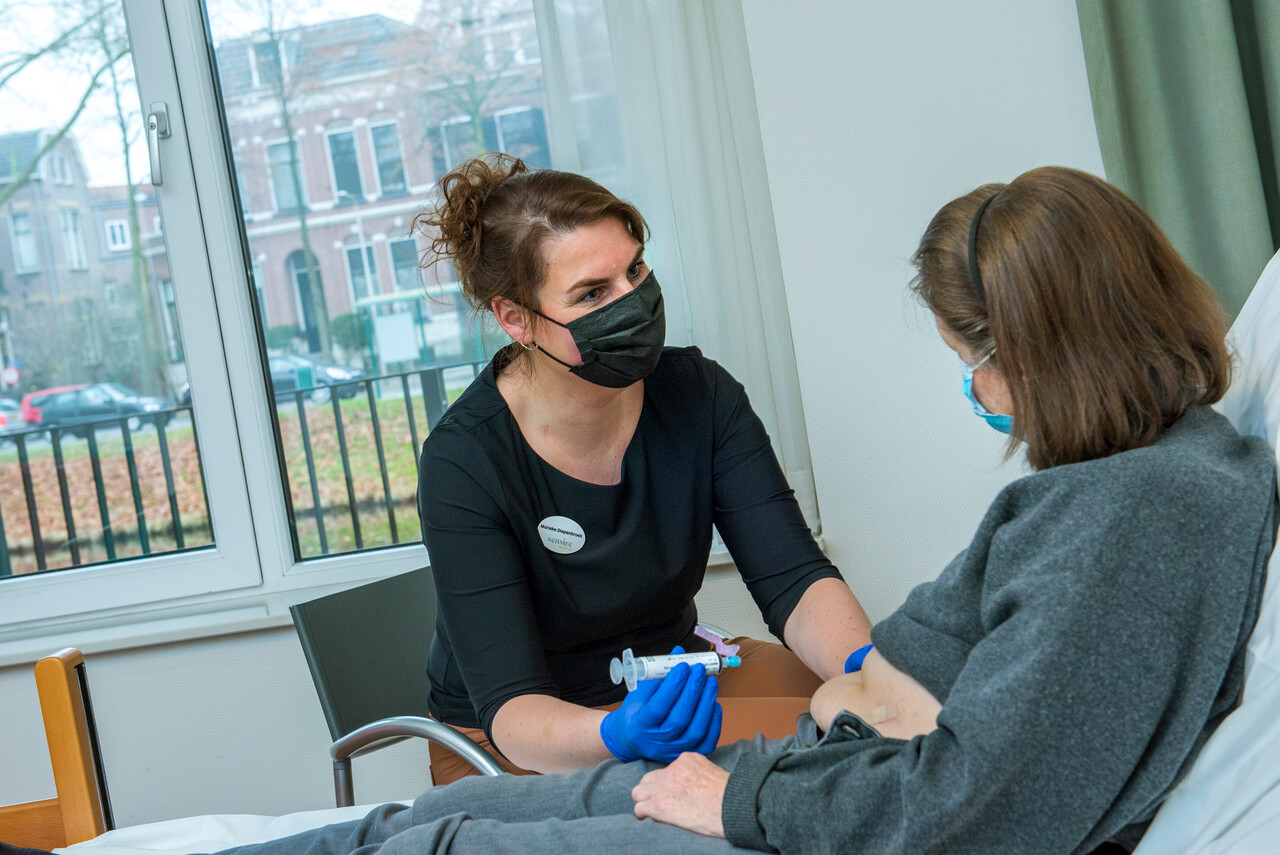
[631,651,723,682]
[609,648,737,692]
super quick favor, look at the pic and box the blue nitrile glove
[844,643,874,673]
[600,647,723,762]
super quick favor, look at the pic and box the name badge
[538,516,585,554]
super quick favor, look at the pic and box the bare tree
[76,0,169,395]
[0,7,121,208]
[401,0,539,160]
[236,0,333,358]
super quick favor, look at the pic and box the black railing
[0,359,486,578]
[280,360,485,559]
[0,407,209,578]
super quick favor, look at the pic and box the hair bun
[418,153,529,289]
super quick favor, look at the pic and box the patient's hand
[632,752,728,838]
[809,649,941,740]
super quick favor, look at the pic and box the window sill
[0,538,822,669]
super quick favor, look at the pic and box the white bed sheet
[1132,248,1280,855]
[57,803,407,855]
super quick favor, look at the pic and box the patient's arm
[808,648,942,740]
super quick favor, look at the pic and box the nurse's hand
[600,656,723,763]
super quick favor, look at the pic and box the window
[267,140,305,213]
[390,239,420,292]
[0,0,250,639]
[47,150,73,185]
[370,123,406,196]
[105,219,131,251]
[436,116,482,174]
[495,107,551,169]
[60,209,87,269]
[326,129,363,203]
[251,40,282,89]
[10,212,39,272]
[345,245,378,303]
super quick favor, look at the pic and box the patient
[200,167,1274,854]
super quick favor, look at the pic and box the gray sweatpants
[215,734,801,855]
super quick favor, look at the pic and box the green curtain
[1076,0,1280,319]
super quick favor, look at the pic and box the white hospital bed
[56,254,1280,855]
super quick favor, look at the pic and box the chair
[0,648,113,849]
[289,568,504,808]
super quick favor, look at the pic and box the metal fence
[280,361,485,557]
[0,407,208,577]
[0,360,486,578]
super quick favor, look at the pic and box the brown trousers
[428,636,822,786]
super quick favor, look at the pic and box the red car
[21,384,86,424]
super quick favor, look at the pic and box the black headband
[968,193,999,303]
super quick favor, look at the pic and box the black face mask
[530,271,666,388]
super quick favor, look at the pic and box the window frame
[324,127,365,205]
[389,237,420,293]
[105,218,132,251]
[60,208,88,269]
[344,242,379,304]
[0,0,271,657]
[265,138,307,215]
[10,211,40,273]
[367,120,407,198]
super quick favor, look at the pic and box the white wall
[1,0,1104,827]
[741,0,1105,621]
[0,568,768,826]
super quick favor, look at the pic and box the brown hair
[911,166,1231,470]
[412,152,648,320]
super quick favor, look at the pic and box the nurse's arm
[782,577,874,680]
[490,694,614,774]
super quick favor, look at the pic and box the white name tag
[538,515,586,554]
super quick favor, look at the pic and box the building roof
[215,14,413,97]
[0,130,44,183]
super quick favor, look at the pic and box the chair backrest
[0,648,113,849]
[290,568,437,741]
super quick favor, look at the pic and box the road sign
[0,366,18,387]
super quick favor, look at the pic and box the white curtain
[532,0,820,528]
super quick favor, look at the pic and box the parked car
[0,398,27,444]
[175,357,365,408]
[267,355,365,404]
[38,383,175,437]
[21,384,87,424]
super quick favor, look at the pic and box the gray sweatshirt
[722,407,1278,854]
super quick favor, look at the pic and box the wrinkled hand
[632,752,729,838]
[600,649,723,762]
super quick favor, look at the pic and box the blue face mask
[960,354,1012,434]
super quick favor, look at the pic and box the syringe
[609,647,742,692]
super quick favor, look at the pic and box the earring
[519,341,537,351]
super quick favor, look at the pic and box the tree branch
[0,47,127,207]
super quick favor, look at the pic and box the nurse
[412,153,873,784]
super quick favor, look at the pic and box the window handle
[146,102,172,186]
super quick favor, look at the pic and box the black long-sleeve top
[417,346,842,745]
